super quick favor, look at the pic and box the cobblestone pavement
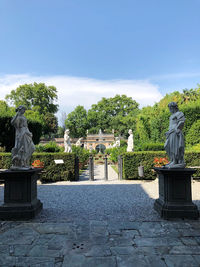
[0,165,200,266]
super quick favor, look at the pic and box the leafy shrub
[72,145,90,167]
[105,146,127,163]
[119,139,127,148]
[186,143,200,151]
[186,120,200,146]
[35,141,62,152]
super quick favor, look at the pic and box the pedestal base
[0,199,43,220]
[0,168,43,220]
[154,168,199,220]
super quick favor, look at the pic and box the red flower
[153,157,169,167]
[32,160,44,168]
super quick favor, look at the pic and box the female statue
[164,102,185,168]
[127,129,134,152]
[64,129,72,152]
[11,106,35,169]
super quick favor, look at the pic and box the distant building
[83,132,115,152]
[40,131,115,153]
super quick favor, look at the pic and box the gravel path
[0,165,200,223]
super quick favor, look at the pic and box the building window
[96,139,99,141]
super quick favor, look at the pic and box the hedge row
[123,151,200,180]
[0,153,78,182]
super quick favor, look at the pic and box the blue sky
[0,0,200,118]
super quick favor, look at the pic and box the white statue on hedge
[164,102,186,168]
[11,105,35,170]
[64,129,72,152]
[127,129,134,152]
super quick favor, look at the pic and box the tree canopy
[65,105,88,138]
[87,94,139,136]
[6,82,58,115]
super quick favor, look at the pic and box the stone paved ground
[0,165,200,266]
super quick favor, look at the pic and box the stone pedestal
[154,168,199,219]
[0,168,43,220]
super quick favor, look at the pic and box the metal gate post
[104,154,108,181]
[89,155,94,181]
[118,155,123,180]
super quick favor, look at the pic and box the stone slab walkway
[1,220,200,266]
[0,165,200,266]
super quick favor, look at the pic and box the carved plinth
[0,168,43,220]
[154,168,199,219]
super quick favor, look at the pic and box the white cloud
[0,74,163,122]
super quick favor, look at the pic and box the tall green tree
[6,83,59,137]
[42,113,58,138]
[87,94,139,135]
[65,105,88,138]
[6,82,58,115]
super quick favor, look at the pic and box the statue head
[168,102,178,113]
[128,129,132,135]
[16,105,26,114]
[65,129,70,134]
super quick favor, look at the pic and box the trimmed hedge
[123,151,200,180]
[0,152,77,182]
[140,143,165,151]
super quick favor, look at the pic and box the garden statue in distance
[164,102,186,169]
[64,129,72,152]
[76,137,82,147]
[127,129,134,152]
[113,137,120,147]
[11,105,35,170]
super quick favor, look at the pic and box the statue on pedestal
[11,106,35,170]
[127,129,134,152]
[64,129,72,152]
[164,102,186,168]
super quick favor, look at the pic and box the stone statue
[64,129,72,152]
[11,106,35,170]
[113,137,120,147]
[164,102,186,168]
[76,137,82,147]
[89,144,93,152]
[127,129,134,152]
[84,142,87,149]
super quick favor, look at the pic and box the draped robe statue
[164,102,186,169]
[11,106,35,170]
[127,129,134,152]
[64,129,72,152]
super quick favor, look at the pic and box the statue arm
[11,113,19,126]
[176,112,185,133]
